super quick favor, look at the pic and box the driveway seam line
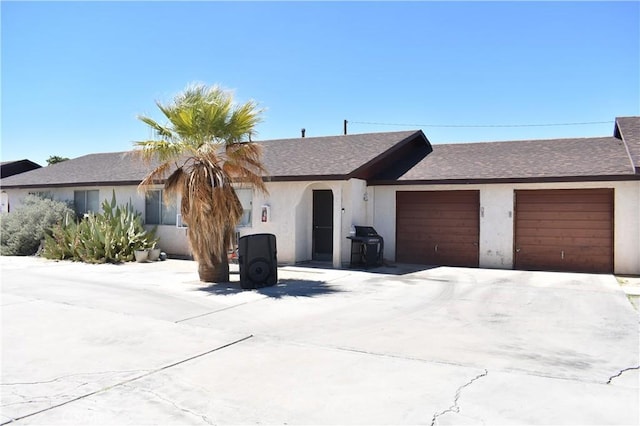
[174,298,269,323]
[0,335,253,426]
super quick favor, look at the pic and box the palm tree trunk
[198,258,230,283]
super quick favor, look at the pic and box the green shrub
[42,191,158,263]
[0,195,75,256]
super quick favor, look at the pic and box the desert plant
[42,191,158,263]
[0,195,74,256]
[136,83,267,282]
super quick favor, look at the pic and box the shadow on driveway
[294,260,439,276]
[196,278,345,299]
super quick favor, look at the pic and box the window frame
[235,187,253,228]
[145,189,177,226]
[74,189,99,217]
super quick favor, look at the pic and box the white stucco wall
[614,181,640,275]
[372,180,640,275]
[3,180,369,266]
[4,186,144,214]
[250,179,366,267]
[249,181,311,265]
[153,226,191,256]
[7,178,635,273]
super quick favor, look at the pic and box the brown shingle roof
[259,130,422,179]
[388,135,636,184]
[0,152,151,188]
[614,116,640,173]
[3,119,638,189]
[0,131,425,188]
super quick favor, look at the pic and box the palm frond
[137,116,174,140]
[226,101,264,143]
[223,143,268,193]
[181,162,242,265]
[134,139,184,164]
[137,162,174,193]
[134,83,266,272]
[163,167,186,201]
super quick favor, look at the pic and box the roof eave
[347,130,431,180]
[369,174,640,186]
[1,180,145,190]
[263,175,349,183]
[614,117,640,173]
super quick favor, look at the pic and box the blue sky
[2,1,639,166]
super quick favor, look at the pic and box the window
[145,190,177,225]
[74,190,99,216]
[235,188,253,227]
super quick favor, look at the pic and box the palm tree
[135,84,267,282]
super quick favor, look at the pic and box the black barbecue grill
[347,226,384,268]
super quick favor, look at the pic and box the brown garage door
[396,191,479,267]
[514,189,613,273]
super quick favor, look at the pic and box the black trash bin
[238,233,278,289]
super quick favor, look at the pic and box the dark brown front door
[514,189,614,273]
[312,190,333,261]
[396,191,480,267]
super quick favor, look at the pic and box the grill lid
[355,226,379,237]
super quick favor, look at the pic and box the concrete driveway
[1,256,638,425]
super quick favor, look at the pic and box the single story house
[1,116,639,275]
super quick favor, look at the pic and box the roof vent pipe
[344,119,348,135]
[301,128,306,138]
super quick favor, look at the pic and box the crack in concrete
[272,337,614,386]
[606,365,640,385]
[1,369,151,387]
[124,384,214,425]
[0,397,52,409]
[0,335,253,425]
[431,369,488,426]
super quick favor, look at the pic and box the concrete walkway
[1,256,638,425]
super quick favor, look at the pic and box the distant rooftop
[0,159,42,179]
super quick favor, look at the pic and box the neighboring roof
[0,160,41,179]
[375,134,638,185]
[614,116,640,173]
[0,131,429,188]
